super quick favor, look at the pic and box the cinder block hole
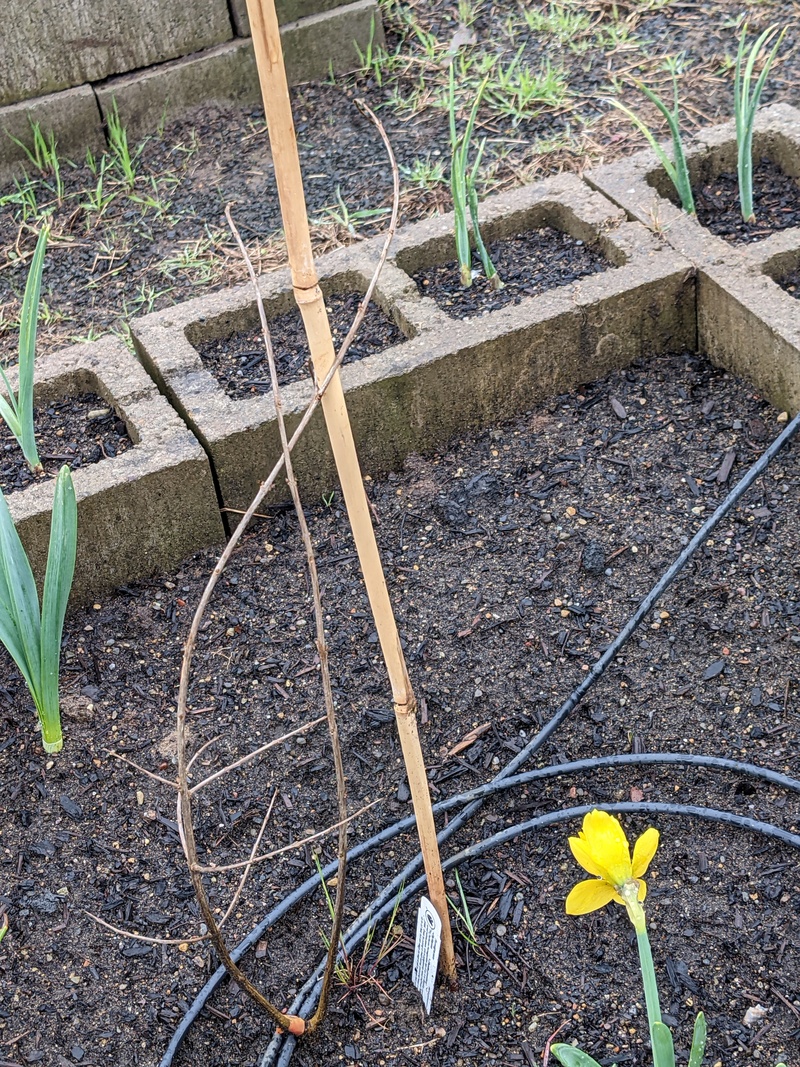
[645,132,800,244]
[1,374,136,495]
[395,204,623,320]
[185,275,411,400]
[762,247,800,299]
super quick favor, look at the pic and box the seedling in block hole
[0,226,49,474]
[449,65,502,290]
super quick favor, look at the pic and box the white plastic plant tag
[411,896,441,1014]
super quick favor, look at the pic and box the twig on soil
[216,789,278,928]
[191,799,379,873]
[188,714,326,792]
[86,795,278,947]
[84,911,209,946]
[542,1022,567,1067]
[106,750,177,789]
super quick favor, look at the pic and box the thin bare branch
[217,790,279,928]
[191,799,379,873]
[186,734,222,772]
[84,911,208,946]
[106,750,177,790]
[172,55,401,1041]
[189,715,326,794]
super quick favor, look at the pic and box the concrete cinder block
[1,0,232,108]
[697,263,800,415]
[4,339,225,603]
[131,176,695,514]
[95,41,261,138]
[232,0,363,38]
[96,0,384,137]
[0,86,106,188]
[586,103,800,270]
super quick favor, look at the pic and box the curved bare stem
[227,203,349,1034]
[173,92,401,1041]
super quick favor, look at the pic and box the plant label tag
[412,896,441,1014]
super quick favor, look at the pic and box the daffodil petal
[632,827,659,878]
[637,878,647,902]
[569,835,606,878]
[581,809,632,886]
[565,878,618,915]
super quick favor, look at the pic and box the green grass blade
[17,226,48,471]
[38,466,77,753]
[448,63,458,153]
[734,26,748,141]
[0,384,22,440]
[688,1011,707,1067]
[606,99,679,189]
[0,505,37,695]
[636,83,695,214]
[0,486,42,704]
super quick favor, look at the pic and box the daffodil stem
[635,927,663,1031]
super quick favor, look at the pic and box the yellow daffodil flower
[565,809,659,924]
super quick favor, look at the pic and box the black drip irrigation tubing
[156,408,800,1067]
[267,803,800,1067]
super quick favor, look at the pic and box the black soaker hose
[159,753,800,1067]
[159,408,800,1067]
[268,801,800,1067]
[267,796,800,1067]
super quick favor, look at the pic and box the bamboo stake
[244,0,456,982]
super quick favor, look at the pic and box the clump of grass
[608,56,695,215]
[106,100,142,189]
[734,23,786,223]
[7,120,65,203]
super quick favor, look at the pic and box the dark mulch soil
[695,158,800,244]
[0,392,131,494]
[195,292,404,400]
[412,228,610,319]
[774,267,800,301]
[2,352,798,1066]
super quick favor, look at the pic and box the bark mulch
[195,292,404,400]
[695,158,800,245]
[0,393,131,494]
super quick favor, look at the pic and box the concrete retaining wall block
[587,104,800,412]
[4,339,225,603]
[132,175,696,514]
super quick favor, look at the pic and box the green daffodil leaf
[549,1044,606,1067]
[651,1021,676,1067]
